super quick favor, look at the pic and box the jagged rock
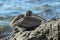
[9,11,60,40]
[29,18,59,40]
[9,18,60,40]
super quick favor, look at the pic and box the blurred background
[0,0,60,39]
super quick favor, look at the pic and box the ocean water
[0,0,60,27]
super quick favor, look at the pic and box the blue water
[0,0,60,26]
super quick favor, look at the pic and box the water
[0,0,60,30]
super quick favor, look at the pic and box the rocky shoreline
[8,11,60,40]
[7,18,60,40]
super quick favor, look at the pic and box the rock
[9,11,59,40]
[29,18,59,40]
[9,18,60,40]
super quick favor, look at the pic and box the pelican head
[26,11,32,17]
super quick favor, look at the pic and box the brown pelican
[16,11,41,30]
[10,11,45,31]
